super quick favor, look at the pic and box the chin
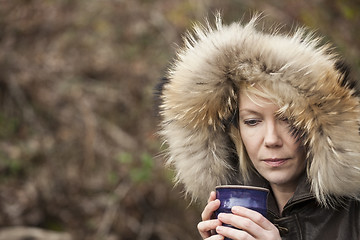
[264,174,294,186]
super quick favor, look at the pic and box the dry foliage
[0,0,358,239]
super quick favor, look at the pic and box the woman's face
[239,92,306,190]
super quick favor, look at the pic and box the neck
[270,183,297,214]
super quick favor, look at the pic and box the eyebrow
[239,109,261,115]
[238,109,263,119]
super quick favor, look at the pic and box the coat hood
[157,15,360,206]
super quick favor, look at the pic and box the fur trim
[158,15,360,205]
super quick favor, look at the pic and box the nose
[264,121,283,148]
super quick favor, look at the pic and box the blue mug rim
[215,185,269,193]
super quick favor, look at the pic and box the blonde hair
[230,82,285,183]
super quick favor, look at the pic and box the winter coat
[157,14,360,239]
[249,171,360,239]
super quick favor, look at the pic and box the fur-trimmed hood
[157,15,360,205]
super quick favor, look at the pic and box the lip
[262,158,290,167]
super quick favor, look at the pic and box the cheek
[240,128,260,159]
[295,145,307,163]
[285,135,303,152]
[285,135,307,164]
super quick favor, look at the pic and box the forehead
[239,91,278,110]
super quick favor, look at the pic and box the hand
[215,206,281,240]
[197,191,223,239]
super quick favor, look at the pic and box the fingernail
[216,225,223,233]
[231,206,240,212]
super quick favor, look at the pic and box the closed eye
[243,119,262,126]
[279,116,289,122]
[278,116,290,125]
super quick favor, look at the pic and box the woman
[157,14,360,239]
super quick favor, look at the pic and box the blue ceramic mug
[215,185,269,240]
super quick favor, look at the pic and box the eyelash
[243,119,261,126]
[279,117,289,123]
[242,117,289,126]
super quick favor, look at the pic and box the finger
[198,219,223,233]
[230,207,280,239]
[216,225,254,240]
[231,206,275,231]
[201,199,220,221]
[217,213,262,238]
[208,191,217,203]
[197,219,222,239]
[206,234,224,240]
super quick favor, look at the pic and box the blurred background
[0,0,358,239]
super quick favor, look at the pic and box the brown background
[0,0,359,239]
